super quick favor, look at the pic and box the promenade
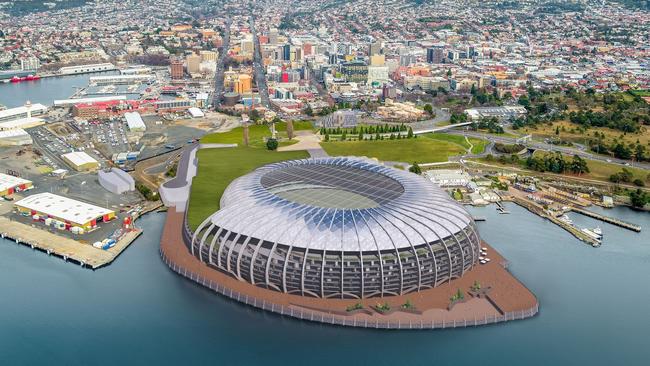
[160,209,539,329]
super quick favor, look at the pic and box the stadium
[190,157,481,299]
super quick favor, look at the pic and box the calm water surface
[0,71,119,108]
[1,204,649,365]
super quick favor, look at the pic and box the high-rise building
[302,43,313,56]
[269,28,279,45]
[282,44,291,61]
[234,74,252,94]
[340,61,368,83]
[427,47,445,64]
[20,56,40,71]
[370,54,385,66]
[186,53,202,74]
[170,57,184,79]
[369,41,382,56]
[200,50,218,62]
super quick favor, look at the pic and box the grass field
[187,147,309,230]
[522,120,650,148]
[475,151,650,184]
[532,151,649,182]
[424,133,488,154]
[320,137,466,163]
[200,121,313,148]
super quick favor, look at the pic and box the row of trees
[590,140,647,161]
[323,129,415,142]
[525,153,590,175]
[319,124,409,136]
[494,143,525,154]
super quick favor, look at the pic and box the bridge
[413,121,474,135]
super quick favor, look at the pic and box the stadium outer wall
[159,209,538,329]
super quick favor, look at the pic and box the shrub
[266,138,278,151]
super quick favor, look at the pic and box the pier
[0,217,142,269]
[510,197,601,247]
[570,207,641,232]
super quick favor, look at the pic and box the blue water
[0,71,118,108]
[1,204,649,365]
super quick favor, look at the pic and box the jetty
[510,197,600,247]
[570,207,641,232]
[0,217,142,269]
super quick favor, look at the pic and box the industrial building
[0,173,33,196]
[187,107,205,118]
[124,112,146,132]
[14,192,115,232]
[61,151,100,171]
[0,102,48,130]
[191,157,481,299]
[98,168,135,194]
[465,105,528,121]
[0,129,33,146]
[425,169,472,188]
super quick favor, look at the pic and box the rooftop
[14,192,114,226]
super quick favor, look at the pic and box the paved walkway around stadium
[160,209,538,329]
[278,131,328,158]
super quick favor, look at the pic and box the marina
[570,206,641,233]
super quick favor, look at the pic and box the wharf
[0,217,142,269]
[510,197,600,247]
[570,207,641,232]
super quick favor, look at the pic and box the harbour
[1,205,649,365]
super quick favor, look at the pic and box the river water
[0,204,649,365]
[0,71,126,108]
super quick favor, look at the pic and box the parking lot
[75,119,133,159]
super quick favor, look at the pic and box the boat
[9,74,41,83]
[582,227,603,242]
[559,214,574,226]
[593,227,603,239]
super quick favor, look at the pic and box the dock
[0,217,142,269]
[570,207,641,232]
[510,197,600,247]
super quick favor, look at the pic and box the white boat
[593,227,603,239]
[559,214,573,226]
[582,228,603,242]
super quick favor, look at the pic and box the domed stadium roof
[209,157,475,252]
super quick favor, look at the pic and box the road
[445,129,650,170]
[249,17,271,109]
[212,18,231,109]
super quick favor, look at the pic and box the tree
[249,109,261,122]
[423,104,434,116]
[409,162,422,174]
[324,133,330,142]
[266,138,278,150]
[629,189,649,208]
[286,120,294,140]
[407,127,414,138]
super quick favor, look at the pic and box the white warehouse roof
[188,107,204,118]
[61,151,98,167]
[15,192,114,226]
[0,173,31,192]
[0,103,48,120]
[124,112,146,131]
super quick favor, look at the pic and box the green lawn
[200,121,312,148]
[320,138,466,163]
[187,147,309,230]
[475,152,650,184]
[423,133,488,154]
